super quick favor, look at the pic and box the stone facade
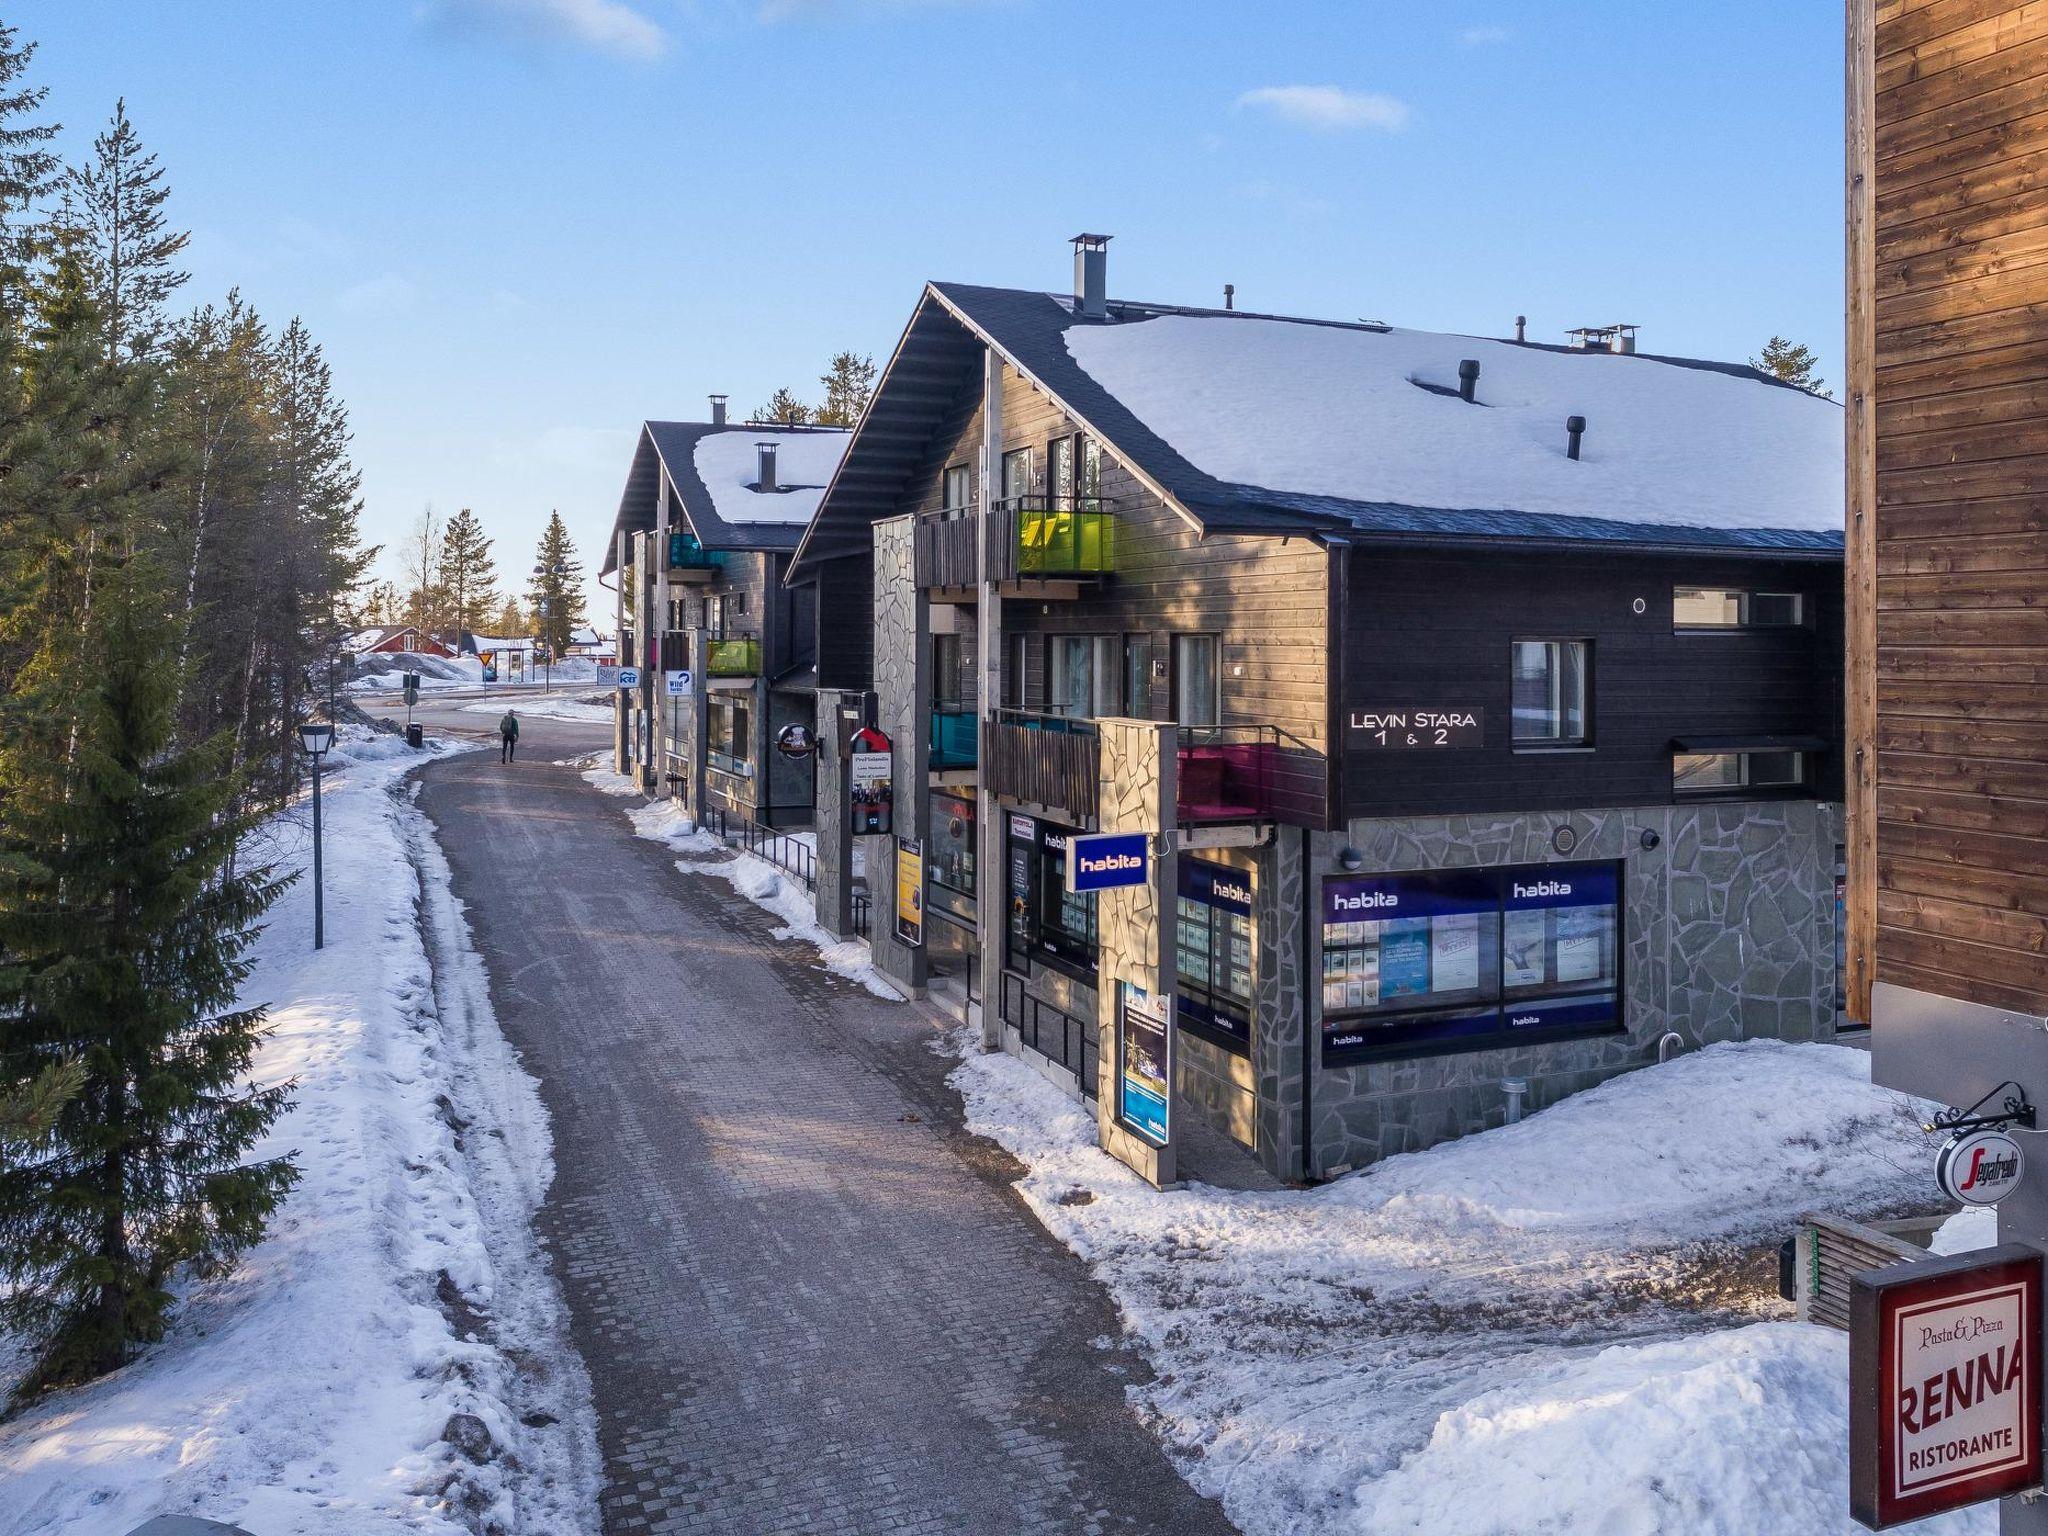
[867,517,927,996]
[1303,798,1846,1173]
[811,687,870,940]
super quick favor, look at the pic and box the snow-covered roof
[347,625,411,654]
[1061,315,1842,538]
[604,420,852,574]
[472,635,532,651]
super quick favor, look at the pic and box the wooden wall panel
[1860,0,2048,1018]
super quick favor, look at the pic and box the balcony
[984,710,1099,825]
[705,634,761,677]
[1177,725,1279,825]
[914,496,1118,591]
[930,703,977,771]
[667,530,725,583]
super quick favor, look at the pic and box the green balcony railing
[930,704,977,770]
[1010,496,1115,577]
[705,635,761,676]
[668,530,726,573]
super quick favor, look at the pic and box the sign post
[1115,982,1173,1147]
[1851,1245,2044,1528]
[664,669,692,698]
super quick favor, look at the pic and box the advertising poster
[894,837,924,948]
[1554,907,1606,983]
[1380,919,1432,1000]
[1503,908,1548,988]
[1117,982,1172,1147]
[849,750,893,835]
[1430,912,1481,992]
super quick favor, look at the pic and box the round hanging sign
[775,723,817,760]
[1936,1126,2026,1206]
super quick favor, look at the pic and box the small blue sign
[1067,831,1149,893]
[616,666,641,689]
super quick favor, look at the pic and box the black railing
[701,804,870,939]
[1000,971,1098,1099]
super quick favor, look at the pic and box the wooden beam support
[1847,0,1880,1025]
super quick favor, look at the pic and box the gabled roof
[602,420,851,575]
[791,282,1844,574]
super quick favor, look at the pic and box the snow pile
[580,767,900,1000]
[348,652,483,691]
[0,725,599,1536]
[463,697,613,723]
[1933,1204,1997,1256]
[949,1037,1960,1535]
[691,427,849,529]
[1063,314,1843,533]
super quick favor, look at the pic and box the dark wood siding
[1855,0,2048,1015]
[812,553,874,691]
[916,361,1335,827]
[1342,550,1843,819]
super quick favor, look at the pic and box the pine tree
[1751,336,1830,398]
[62,99,189,364]
[0,22,60,277]
[492,594,526,637]
[439,506,497,636]
[402,505,443,637]
[750,386,810,425]
[814,351,876,427]
[0,542,295,1393]
[526,511,584,659]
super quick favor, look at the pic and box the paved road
[362,687,613,764]
[414,745,1235,1535]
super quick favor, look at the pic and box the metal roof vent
[1072,232,1111,319]
[1224,282,1236,311]
[710,394,728,426]
[756,441,778,492]
[1566,323,1639,354]
[1514,314,1527,343]
[1458,359,1480,403]
[1566,415,1587,460]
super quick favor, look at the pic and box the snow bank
[949,1035,1954,1535]
[1064,314,1842,534]
[1933,1204,1997,1256]
[462,697,613,723]
[348,653,483,692]
[581,767,901,1000]
[0,726,599,1536]
[691,427,849,528]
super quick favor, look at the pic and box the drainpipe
[1299,824,1315,1184]
[1502,1076,1529,1124]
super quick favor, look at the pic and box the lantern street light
[532,561,567,692]
[298,719,335,950]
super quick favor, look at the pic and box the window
[932,633,976,708]
[927,791,976,923]
[1321,862,1623,1062]
[1511,639,1589,746]
[1177,860,1254,1055]
[1005,632,1032,709]
[1673,750,1807,794]
[943,463,972,510]
[1005,814,1096,974]
[707,592,747,638]
[1080,437,1102,508]
[1001,446,1032,503]
[1173,634,1220,727]
[1050,436,1075,510]
[707,697,752,776]
[1047,634,1116,719]
[1674,587,1806,629]
[1123,634,1153,718]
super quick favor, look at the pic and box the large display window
[1005,814,1096,977]
[1176,859,1254,1056]
[1321,861,1622,1061]
[926,790,976,926]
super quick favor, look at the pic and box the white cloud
[1459,24,1510,46]
[426,0,669,60]
[1235,85,1409,133]
[338,274,420,316]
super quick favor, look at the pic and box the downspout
[1299,821,1315,1185]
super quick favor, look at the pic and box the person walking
[499,709,519,763]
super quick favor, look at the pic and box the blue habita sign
[1067,831,1150,893]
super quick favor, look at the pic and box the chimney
[1071,233,1111,319]
[757,441,778,492]
[1224,283,1236,311]
[1514,315,1527,344]
[1612,326,1638,355]
[1458,359,1480,403]
[1566,415,1587,460]
[710,394,728,426]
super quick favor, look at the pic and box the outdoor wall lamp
[1338,846,1365,872]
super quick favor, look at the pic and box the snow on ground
[1933,1204,1998,1256]
[949,1034,1981,1536]
[462,696,613,723]
[0,726,600,1536]
[1063,313,1843,533]
[691,426,850,529]
[347,653,483,692]
[580,766,900,1000]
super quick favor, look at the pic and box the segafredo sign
[1851,1246,2043,1528]
[1938,1129,2026,1207]
[1066,831,1149,894]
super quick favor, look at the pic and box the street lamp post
[532,561,567,693]
[298,719,335,950]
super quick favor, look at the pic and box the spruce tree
[492,594,526,637]
[1751,336,1830,398]
[526,511,584,659]
[439,506,497,636]
[814,351,876,427]
[0,21,60,277]
[750,386,810,425]
[63,98,189,364]
[0,546,295,1392]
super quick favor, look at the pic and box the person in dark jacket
[499,710,519,763]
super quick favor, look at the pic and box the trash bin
[407,723,424,749]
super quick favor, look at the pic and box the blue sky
[13,1,1844,624]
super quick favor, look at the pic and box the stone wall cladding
[1307,799,1844,1174]
[868,517,927,994]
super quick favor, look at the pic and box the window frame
[1671,749,1809,797]
[942,462,972,511]
[1672,585,1809,632]
[1510,637,1593,750]
[1004,816,1097,979]
[1172,633,1222,728]
[1176,858,1255,1057]
[706,695,754,778]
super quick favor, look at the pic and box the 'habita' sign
[1851,1244,2043,1528]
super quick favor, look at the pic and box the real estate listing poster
[1380,919,1432,1000]
[1503,908,1548,988]
[1430,912,1480,992]
[1554,906,1606,984]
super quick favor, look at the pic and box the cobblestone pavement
[417,749,1236,1536]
